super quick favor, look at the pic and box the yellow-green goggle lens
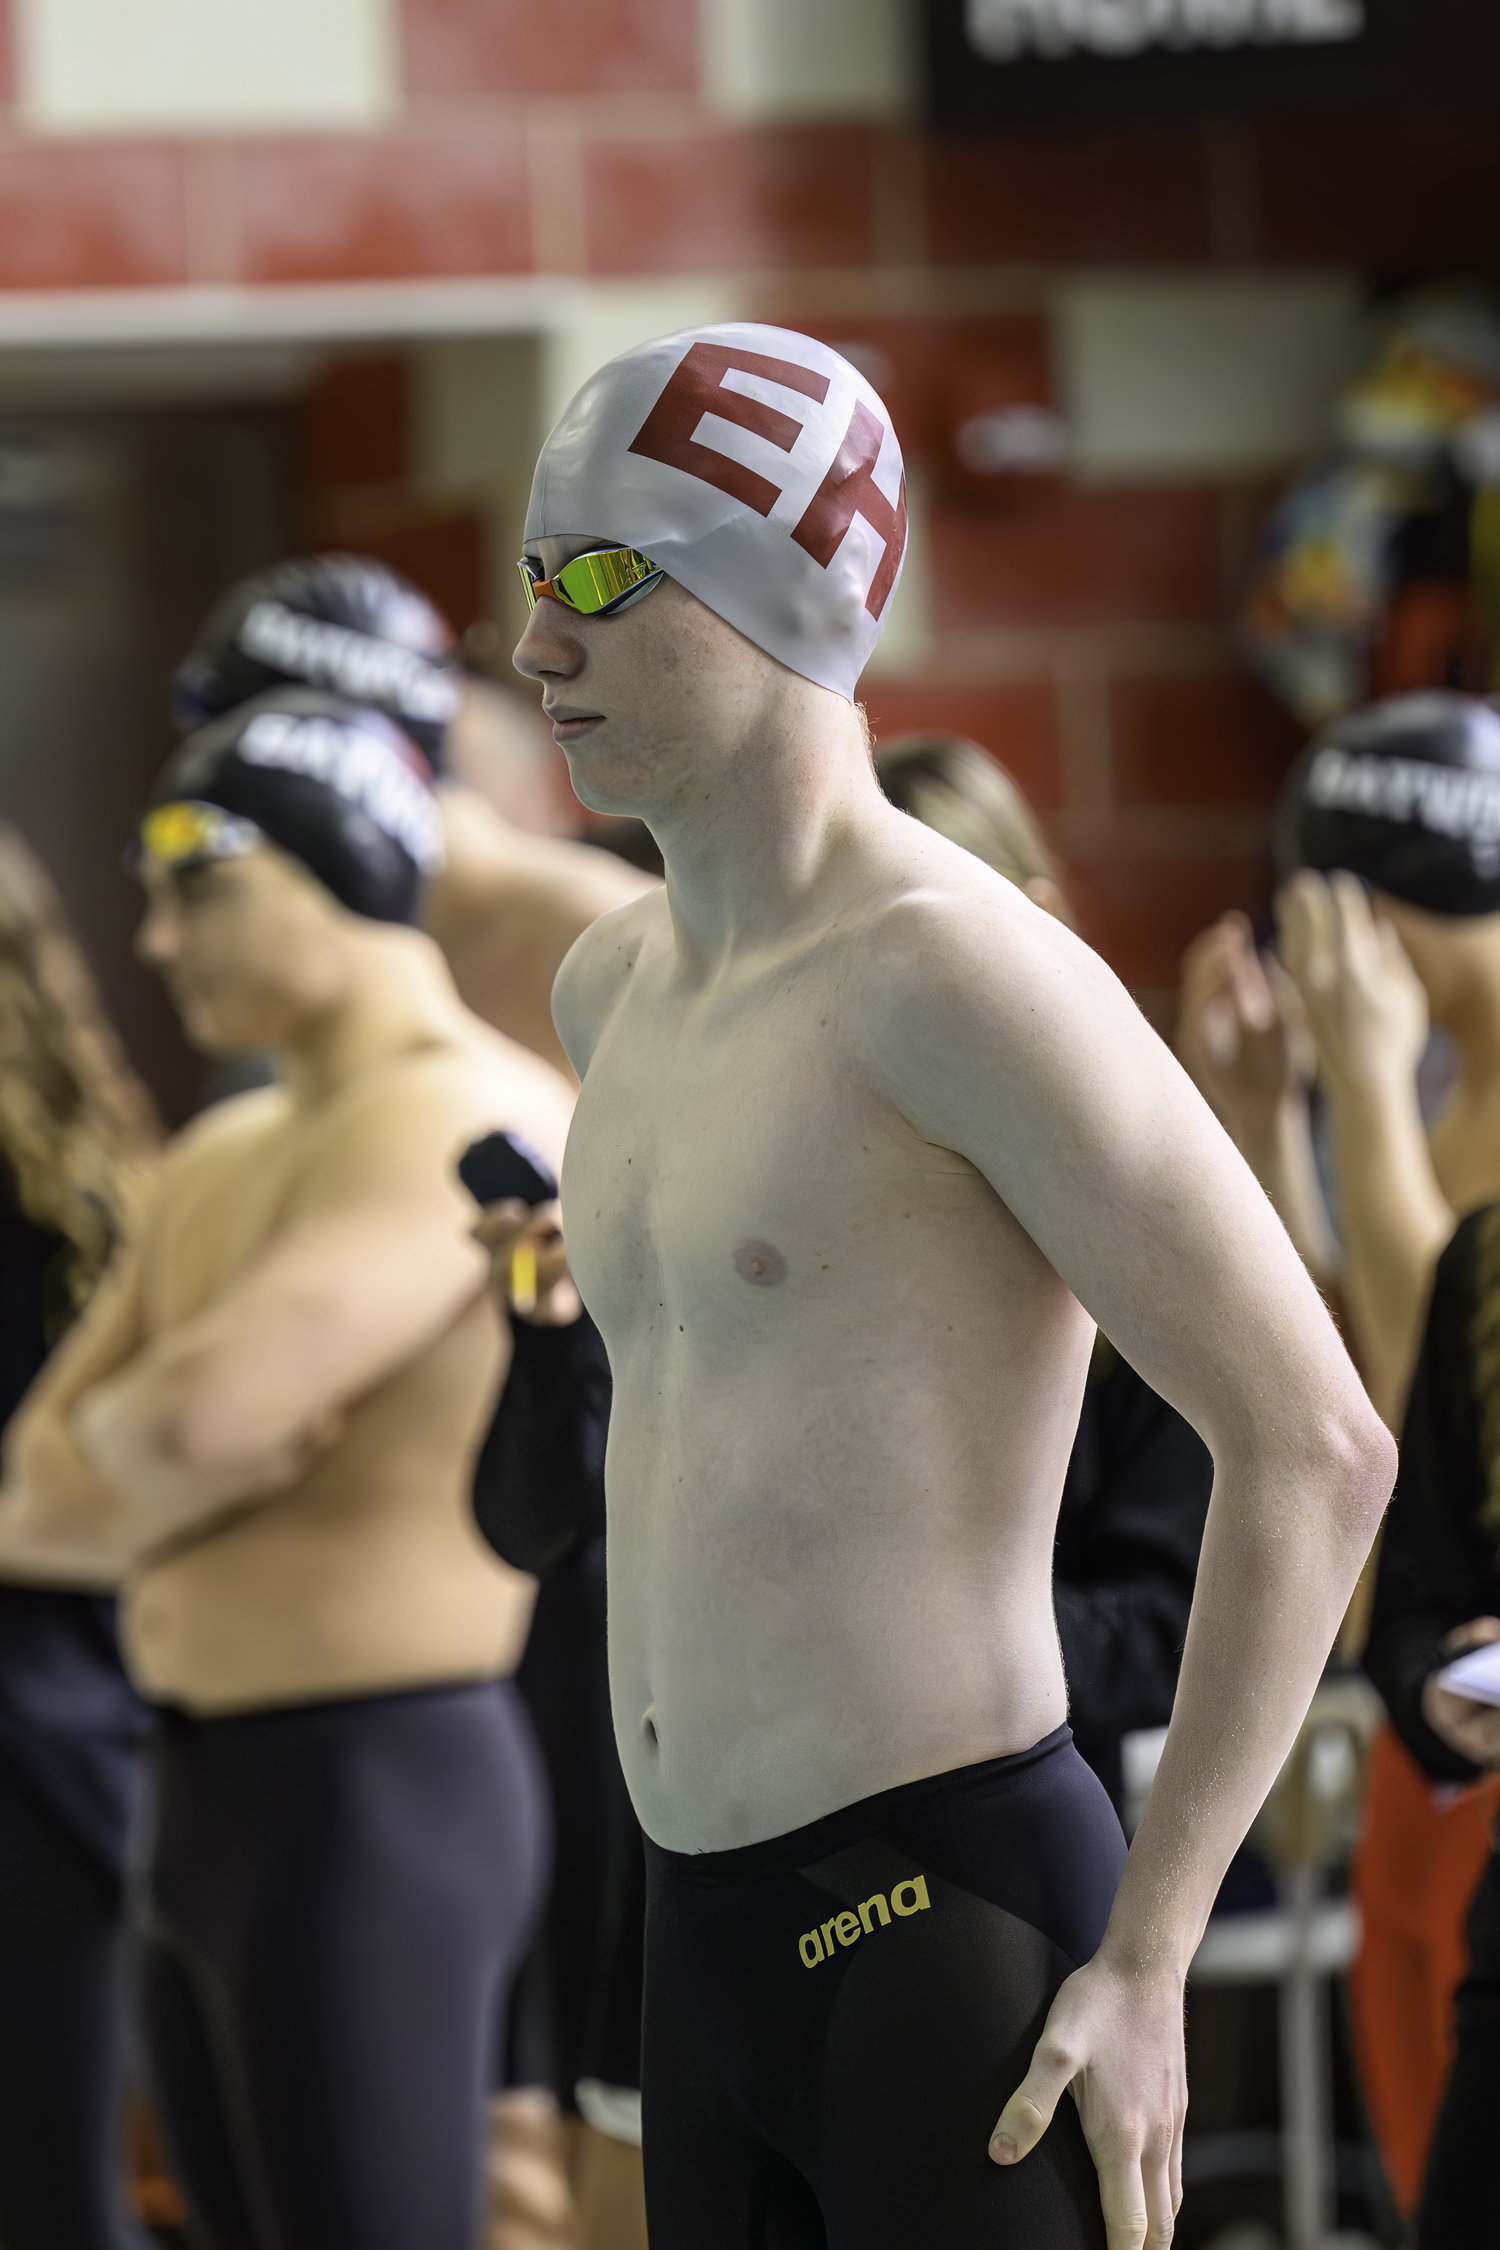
[138,800,261,870]
[518,546,661,617]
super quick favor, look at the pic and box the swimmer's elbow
[79,1351,307,1502]
[1229,1385,1395,1545]
[1323,1395,1397,1542]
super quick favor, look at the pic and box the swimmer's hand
[1423,1615,1500,1770]
[473,1199,582,1328]
[990,1952,1184,2250]
[1276,868,1428,1101]
[1176,909,1311,1149]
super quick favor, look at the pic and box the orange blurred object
[1348,1724,1500,2216]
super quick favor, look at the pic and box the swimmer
[3,690,574,2250]
[177,552,653,2247]
[1190,691,1500,2219]
[514,322,1394,2248]
[175,553,656,1079]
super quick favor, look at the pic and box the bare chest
[562,959,1018,1358]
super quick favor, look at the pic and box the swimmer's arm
[431,789,656,1080]
[1278,871,1451,1432]
[0,1245,150,1583]
[867,892,1394,2249]
[71,1078,495,1555]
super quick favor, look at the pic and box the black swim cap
[172,554,461,768]
[1282,691,1500,917]
[142,689,444,926]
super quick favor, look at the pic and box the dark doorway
[0,407,293,1122]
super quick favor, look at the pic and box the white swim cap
[524,323,907,702]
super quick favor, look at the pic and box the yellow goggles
[135,800,263,872]
[518,545,663,618]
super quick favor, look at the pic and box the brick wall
[2,0,1498,991]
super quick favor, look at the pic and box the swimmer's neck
[272,926,469,1109]
[648,696,886,965]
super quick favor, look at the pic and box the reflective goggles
[518,545,663,619]
[131,800,263,876]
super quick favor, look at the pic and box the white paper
[1435,1641,1500,1708]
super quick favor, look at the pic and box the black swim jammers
[641,1725,1126,2250]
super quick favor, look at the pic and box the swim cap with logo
[524,323,908,701]
[1282,690,1500,916]
[173,554,461,767]
[141,689,444,926]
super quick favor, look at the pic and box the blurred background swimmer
[173,554,656,1084]
[1176,689,1500,2225]
[172,552,655,2250]
[2,693,568,2250]
[0,828,160,2250]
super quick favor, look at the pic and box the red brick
[1257,121,1500,271]
[859,679,1062,814]
[584,127,873,276]
[931,489,1223,631]
[768,313,1054,492]
[1111,673,1303,810]
[1065,853,1271,989]
[334,509,490,629]
[923,134,1212,267]
[237,131,530,283]
[400,0,696,97]
[0,143,185,290]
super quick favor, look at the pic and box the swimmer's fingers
[990,2032,1074,2166]
[472,1198,537,1255]
[998,1960,1186,2245]
[474,1198,582,1328]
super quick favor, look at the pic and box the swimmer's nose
[135,895,175,966]
[513,599,584,687]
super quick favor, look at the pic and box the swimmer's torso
[563,875,1098,1854]
[124,1045,564,1714]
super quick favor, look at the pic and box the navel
[733,1240,787,1286]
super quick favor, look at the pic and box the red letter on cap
[792,401,907,620]
[630,342,831,516]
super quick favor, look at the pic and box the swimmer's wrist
[1093,1889,1201,1987]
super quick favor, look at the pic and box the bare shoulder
[852,824,1142,1091]
[552,885,671,1078]
[304,1027,576,1202]
[156,1085,291,1190]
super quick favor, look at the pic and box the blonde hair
[0,828,160,1319]
[874,733,1060,895]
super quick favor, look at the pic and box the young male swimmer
[1,689,573,2250]
[513,324,1395,2249]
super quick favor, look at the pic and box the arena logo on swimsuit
[798,1876,930,1967]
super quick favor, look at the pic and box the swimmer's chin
[172,1000,274,1059]
[562,760,661,823]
